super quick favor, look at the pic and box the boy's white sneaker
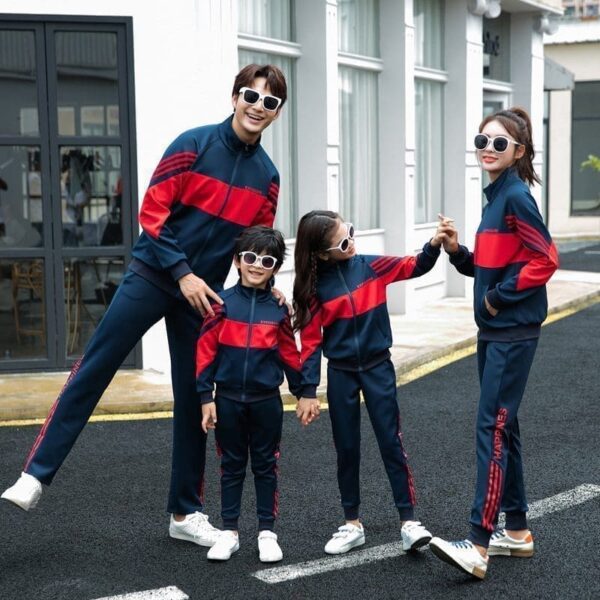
[1,472,42,511]
[207,531,240,561]
[169,512,220,547]
[401,520,432,551]
[429,537,488,580]
[324,523,365,555]
[258,530,283,563]
[488,529,534,557]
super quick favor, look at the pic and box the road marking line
[92,586,189,600]
[252,483,600,584]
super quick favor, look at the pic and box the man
[2,64,287,549]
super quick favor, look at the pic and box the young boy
[196,226,308,562]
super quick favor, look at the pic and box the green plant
[581,154,600,172]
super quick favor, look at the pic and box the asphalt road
[558,242,600,273]
[1,303,599,600]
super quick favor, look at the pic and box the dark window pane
[572,81,600,119]
[0,258,47,360]
[571,119,600,215]
[0,30,39,136]
[63,256,125,358]
[55,31,120,136]
[0,146,44,248]
[60,146,122,247]
[482,14,510,82]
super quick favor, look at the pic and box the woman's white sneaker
[258,531,283,563]
[324,523,365,555]
[169,512,220,547]
[488,529,534,557]
[207,531,240,561]
[429,537,488,580]
[1,472,42,511]
[400,520,432,551]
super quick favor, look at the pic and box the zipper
[241,288,256,401]
[335,264,362,369]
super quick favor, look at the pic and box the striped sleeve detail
[149,151,197,186]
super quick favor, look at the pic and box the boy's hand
[178,274,223,316]
[201,402,217,433]
[296,398,320,427]
[435,213,459,253]
[272,287,287,307]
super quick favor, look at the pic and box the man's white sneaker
[207,531,240,561]
[1,472,42,511]
[429,537,488,580]
[324,523,365,555]
[488,529,534,557]
[258,530,283,563]
[401,520,432,551]
[169,512,220,547]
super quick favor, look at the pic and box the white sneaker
[1,472,42,511]
[258,530,283,563]
[488,529,534,557]
[207,530,240,561]
[401,520,432,551]
[169,512,220,547]
[429,537,488,580]
[324,523,365,555]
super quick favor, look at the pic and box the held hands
[201,402,217,433]
[434,213,459,254]
[296,398,320,427]
[178,273,223,316]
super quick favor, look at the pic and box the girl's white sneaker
[324,523,365,555]
[258,531,283,562]
[400,520,432,551]
[207,531,240,561]
[1,472,42,511]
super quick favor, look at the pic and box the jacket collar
[483,167,519,203]
[235,279,273,302]
[218,115,261,155]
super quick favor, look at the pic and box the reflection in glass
[55,31,120,136]
[338,0,380,57]
[238,0,293,40]
[0,30,39,136]
[0,146,44,248]
[0,258,47,360]
[60,146,122,247]
[482,14,511,82]
[63,256,124,357]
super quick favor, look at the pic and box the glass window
[55,31,120,136]
[339,66,379,228]
[414,0,444,70]
[571,81,600,216]
[338,0,380,57]
[483,14,510,82]
[238,0,293,40]
[415,79,443,223]
[0,30,39,136]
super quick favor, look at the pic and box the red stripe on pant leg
[481,461,497,531]
[397,416,417,506]
[24,357,83,472]
[272,447,281,518]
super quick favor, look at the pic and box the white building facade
[0,0,562,376]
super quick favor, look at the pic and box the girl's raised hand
[436,213,459,254]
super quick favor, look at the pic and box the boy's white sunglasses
[238,87,282,112]
[238,251,277,270]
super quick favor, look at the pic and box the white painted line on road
[92,586,189,600]
[253,483,600,584]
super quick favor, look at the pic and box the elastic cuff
[398,507,415,522]
[200,392,214,404]
[343,506,359,521]
[423,241,441,257]
[170,260,192,282]
[468,524,492,548]
[223,520,238,531]
[259,521,275,532]
[448,244,469,263]
[486,288,508,310]
[504,511,528,531]
[301,385,317,399]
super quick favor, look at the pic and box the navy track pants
[214,395,283,531]
[327,359,416,522]
[24,270,207,515]
[468,338,538,547]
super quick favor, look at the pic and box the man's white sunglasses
[238,87,282,112]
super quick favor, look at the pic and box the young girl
[293,210,444,555]
[429,107,559,579]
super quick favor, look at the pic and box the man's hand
[201,402,217,433]
[271,287,287,307]
[296,398,320,427]
[178,273,223,316]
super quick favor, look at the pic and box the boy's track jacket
[449,168,559,341]
[196,281,306,404]
[300,243,441,398]
[130,116,279,295]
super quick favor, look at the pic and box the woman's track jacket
[300,243,441,398]
[130,116,279,294]
[196,282,305,404]
[449,168,559,341]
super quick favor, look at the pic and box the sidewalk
[1,269,599,423]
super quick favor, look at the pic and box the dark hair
[234,225,286,268]
[479,106,541,186]
[232,64,288,108]
[292,210,341,331]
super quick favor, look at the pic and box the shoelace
[450,540,474,550]
[490,530,505,541]
[186,512,218,533]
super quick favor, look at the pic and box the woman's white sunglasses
[474,133,522,154]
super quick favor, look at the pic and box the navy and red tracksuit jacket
[449,168,559,341]
[196,281,307,403]
[130,115,279,293]
[300,243,441,397]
